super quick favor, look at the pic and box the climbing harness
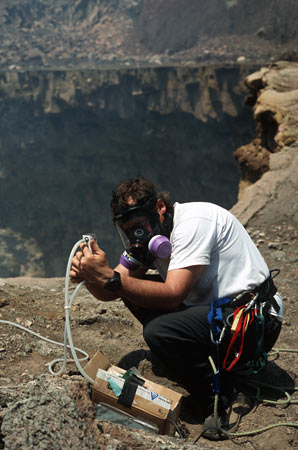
[222,292,268,373]
[207,272,281,424]
[208,271,280,378]
[200,270,298,442]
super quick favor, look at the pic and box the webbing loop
[208,291,268,377]
[222,305,255,371]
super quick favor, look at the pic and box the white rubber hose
[0,236,94,384]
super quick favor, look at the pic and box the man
[70,177,283,439]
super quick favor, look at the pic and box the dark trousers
[124,299,282,415]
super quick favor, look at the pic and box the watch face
[105,271,121,291]
[106,278,121,291]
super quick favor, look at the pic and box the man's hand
[70,240,204,311]
[70,240,114,287]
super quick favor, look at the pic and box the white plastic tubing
[0,237,94,384]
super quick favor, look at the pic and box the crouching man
[70,177,283,439]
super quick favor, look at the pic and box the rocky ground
[1,0,298,71]
[1,62,298,449]
[0,201,297,450]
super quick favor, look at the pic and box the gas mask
[113,195,172,271]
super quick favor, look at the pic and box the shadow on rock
[117,349,153,371]
[232,359,296,405]
[117,349,182,381]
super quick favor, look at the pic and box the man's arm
[70,240,203,311]
[117,265,203,310]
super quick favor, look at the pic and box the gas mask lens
[116,212,153,248]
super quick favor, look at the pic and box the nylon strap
[117,380,138,408]
[208,297,232,339]
[222,306,255,371]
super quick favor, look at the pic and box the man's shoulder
[174,201,224,221]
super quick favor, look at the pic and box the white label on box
[96,369,171,410]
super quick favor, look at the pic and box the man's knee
[143,317,160,349]
[142,313,172,352]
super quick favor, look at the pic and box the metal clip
[231,290,251,307]
[244,292,259,312]
[219,326,226,343]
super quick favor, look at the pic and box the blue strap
[208,297,232,339]
[207,298,232,395]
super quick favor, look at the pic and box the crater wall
[0,65,257,276]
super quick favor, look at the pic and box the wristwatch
[104,270,122,291]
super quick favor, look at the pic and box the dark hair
[111,177,173,216]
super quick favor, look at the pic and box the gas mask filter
[120,234,172,271]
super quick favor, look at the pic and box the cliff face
[2,62,297,277]
[0,65,256,276]
[136,0,298,53]
[231,61,298,226]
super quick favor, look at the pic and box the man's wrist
[104,270,122,291]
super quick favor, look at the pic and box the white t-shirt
[154,202,283,320]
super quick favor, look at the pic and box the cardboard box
[84,350,182,435]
